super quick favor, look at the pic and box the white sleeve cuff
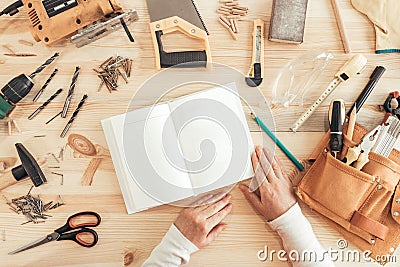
[268,202,303,230]
[142,224,198,267]
[266,203,335,267]
[169,224,199,254]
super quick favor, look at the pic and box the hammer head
[11,143,46,187]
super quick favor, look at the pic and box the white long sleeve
[143,204,334,267]
[142,224,198,267]
[267,203,335,267]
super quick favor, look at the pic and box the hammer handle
[0,171,17,191]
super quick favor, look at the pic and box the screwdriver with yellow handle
[329,99,346,158]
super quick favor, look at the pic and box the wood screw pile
[217,0,249,40]
[2,187,65,225]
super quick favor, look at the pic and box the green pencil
[251,113,304,171]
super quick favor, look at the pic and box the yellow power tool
[0,0,138,47]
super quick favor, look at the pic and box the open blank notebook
[102,84,254,214]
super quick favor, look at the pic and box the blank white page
[109,104,194,211]
[168,84,255,195]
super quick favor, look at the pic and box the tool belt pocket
[297,123,400,262]
[298,149,377,238]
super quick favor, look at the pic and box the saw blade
[146,0,209,35]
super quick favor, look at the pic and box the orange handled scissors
[9,211,101,255]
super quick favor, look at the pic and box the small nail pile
[94,56,133,93]
[217,0,249,40]
[3,187,65,225]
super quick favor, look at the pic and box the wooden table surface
[0,0,399,266]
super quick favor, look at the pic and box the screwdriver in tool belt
[0,53,59,105]
[329,99,346,158]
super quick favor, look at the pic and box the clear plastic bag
[272,50,334,108]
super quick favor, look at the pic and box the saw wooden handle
[149,16,212,69]
[0,171,18,191]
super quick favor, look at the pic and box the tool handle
[55,211,101,234]
[329,133,343,154]
[343,146,361,165]
[354,152,369,170]
[329,99,345,153]
[347,66,386,116]
[335,54,367,82]
[347,105,357,141]
[149,16,211,69]
[57,227,98,248]
[0,171,17,190]
[155,31,206,68]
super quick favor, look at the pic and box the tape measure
[290,54,368,132]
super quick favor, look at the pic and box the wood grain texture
[0,0,399,266]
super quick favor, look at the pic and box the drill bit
[32,69,58,102]
[120,18,135,42]
[45,111,62,125]
[28,89,63,120]
[60,94,88,138]
[28,52,60,79]
[62,66,80,118]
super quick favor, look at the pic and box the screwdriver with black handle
[329,99,346,158]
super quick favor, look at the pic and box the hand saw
[146,0,212,69]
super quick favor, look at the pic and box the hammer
[0,143,47,190]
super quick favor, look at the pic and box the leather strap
[392,184,400,224]
[351,211,389,240]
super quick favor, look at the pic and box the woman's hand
[240,146,296,221]
[174,194,232,249]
